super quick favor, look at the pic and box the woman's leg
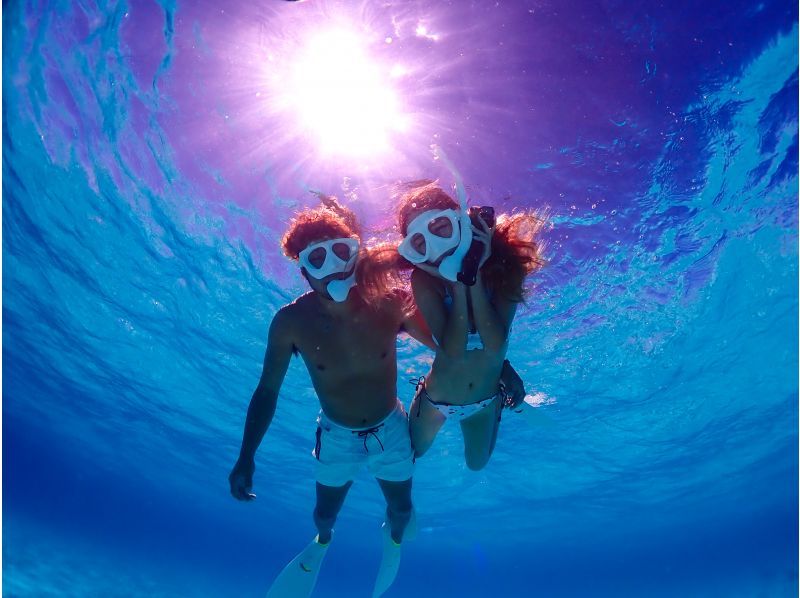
[459,396,503,471]
[409,391,447,459]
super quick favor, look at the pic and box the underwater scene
[3,0,798,596]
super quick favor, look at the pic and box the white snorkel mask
[397,208,473,281]
[298,237,359,302]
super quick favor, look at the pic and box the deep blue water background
[3,0,799,596]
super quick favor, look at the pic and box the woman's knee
[410,410,443,458]
[412,434,434,458]
[465,454,490,471]
[410,420,436,457]
[464,446,494,471]
[461,404,501,471]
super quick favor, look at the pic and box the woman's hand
[500,360,526,409]
[471,216,495,268]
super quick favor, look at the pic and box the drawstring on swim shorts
[354,425,384,453]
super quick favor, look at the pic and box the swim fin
[266,534,330,598]
[372,523,402,598]
[512,394,556,428]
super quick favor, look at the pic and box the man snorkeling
[229,195,434,597]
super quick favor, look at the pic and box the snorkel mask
[298,237,360,302]
[397,209,473,281]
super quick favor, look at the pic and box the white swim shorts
[312,400,414,487]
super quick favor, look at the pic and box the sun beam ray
[270,28,409,159]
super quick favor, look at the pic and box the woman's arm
[469,270,516,352]
[468,217,516,352]
[411,268,469,358]
[395,288,437,350]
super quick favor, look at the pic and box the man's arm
[229,309,294,501]
[396,288,436,350]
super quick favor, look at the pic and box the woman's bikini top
[441,285,485,351]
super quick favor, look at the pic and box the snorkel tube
[323,249,358,302]
[431,145,473,282]
[326,271,356,302]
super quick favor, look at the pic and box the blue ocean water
[3,1,798,596]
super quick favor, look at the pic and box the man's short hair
[281,204,359,260]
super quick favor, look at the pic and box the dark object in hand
[457,206,495,286]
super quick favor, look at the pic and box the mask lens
[410,233,426,256]
[428,216,453,238]
[306,246,326,269]
[332,242,352,261]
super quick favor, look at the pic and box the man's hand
[500,359,526,409]
[229,458,256,501]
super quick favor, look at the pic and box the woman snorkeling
[386,182,546,470]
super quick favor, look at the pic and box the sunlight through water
[272,28,409,157]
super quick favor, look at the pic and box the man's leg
[266,481,352,597]
[314,481,353,544]
[376,478,413,543]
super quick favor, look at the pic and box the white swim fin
[266,534,330,598]
[372,523,402,598]
[512,394,556,428]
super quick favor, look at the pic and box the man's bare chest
[294,311,397,361]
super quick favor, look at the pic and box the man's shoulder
[273,293,314,328]
[288,292,317,310]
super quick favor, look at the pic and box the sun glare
[279,29,408,158]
